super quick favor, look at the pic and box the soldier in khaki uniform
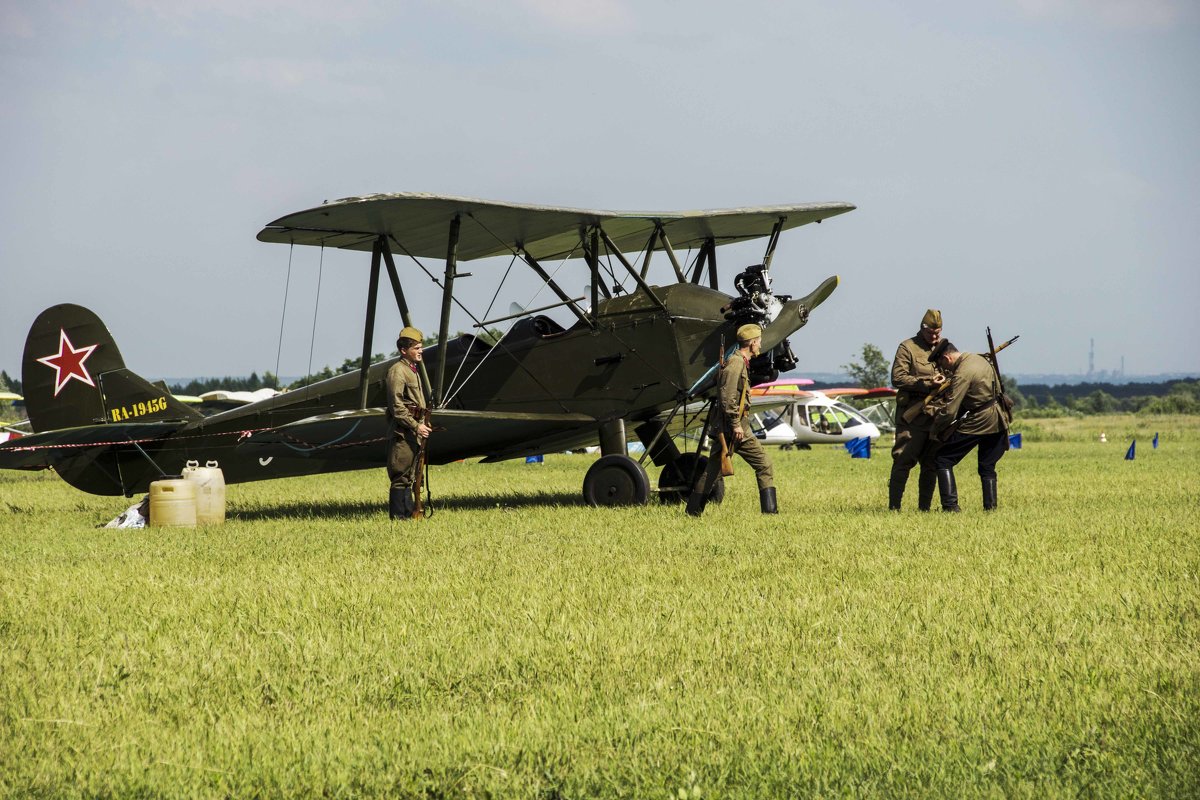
[687,323,776,517]
[889,309,946,511]
[930,340,1012,512]
[385,326,432,520]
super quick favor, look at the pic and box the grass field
[2,414,1197,798]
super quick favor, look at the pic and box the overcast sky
[2,0,1197,382]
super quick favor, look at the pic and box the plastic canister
[149,477,197,528]
[182,460,226,525]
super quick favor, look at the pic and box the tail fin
[22,304,200,433]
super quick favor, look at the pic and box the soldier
[929,340,1012,512]
[385,326,432,520]
[889,309,946,511]
[687,323,777,517]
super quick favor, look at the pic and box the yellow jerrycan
[149,478,197,528]
[183,460,227,525]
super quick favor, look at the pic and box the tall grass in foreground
[1,415,1197,798]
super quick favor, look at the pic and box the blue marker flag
[1125,440,1136,461]
[845,437,871,459]
[1008,432,1022,449]
[1153,432,1159,449]
[525,454,544,464]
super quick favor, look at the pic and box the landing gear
[583,454,650,507]
[657,453,725,506]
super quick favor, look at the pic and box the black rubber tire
[582,454,651,507]
[657,453,725,505]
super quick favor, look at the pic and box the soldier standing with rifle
[687,323,777,517]
[889,309,946,511]
[929,332,1014,512]
[385,326,432,520]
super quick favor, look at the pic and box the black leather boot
[982,477,998,511]
[888,465,907,511]
[936,468,960,513]
[685,485,709,517]
[389,487,406,520]
[917,469,937,512]
[760,487,778,514]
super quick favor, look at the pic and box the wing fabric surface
[237,408,598,464]
[257,193,856,263]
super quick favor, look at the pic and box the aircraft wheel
[658,454,725,505]
[583,454,650,507]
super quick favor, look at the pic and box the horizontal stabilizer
[0,421,187,470]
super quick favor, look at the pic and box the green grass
[1,416,1198,798]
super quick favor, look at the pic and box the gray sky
[3,0,1197,382]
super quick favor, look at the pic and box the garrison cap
[736,323,763,343]
[930,338,954,361]
[398,326,423,343]
[921,309,942,329]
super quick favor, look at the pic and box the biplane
[0,193,854,507]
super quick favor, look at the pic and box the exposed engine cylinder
[725,263,798,385]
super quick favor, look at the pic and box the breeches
[891,423,937,473]
[387,433,420,489]
[933,430,1007,479]
[696,418,774,493]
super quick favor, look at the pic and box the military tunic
[932,352,1011,479]
[693,350,774,498]
[386,359,427,489]
[890,334,943,471]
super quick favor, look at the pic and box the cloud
[1011,0,1192,29]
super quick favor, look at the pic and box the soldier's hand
[932,373,946,385]
[733,426,744,442]
[417,422,432,438]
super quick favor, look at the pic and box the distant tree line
[1016,379,1200,417]
[838,344,1199,417]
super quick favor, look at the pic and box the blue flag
[1008,432,1022,449]
[1153,432,1159,449]
[845,437,871,459]
[525,454,544,464]
[1125,440,1136,461]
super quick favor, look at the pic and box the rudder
[22,304,199,433]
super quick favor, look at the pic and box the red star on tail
[36,329,99,397]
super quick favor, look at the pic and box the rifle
[901,334,1019,424]
[987,327,1016,420]
[411,406,432,519]
[714,336,735,477]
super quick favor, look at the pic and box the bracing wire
[304,244,325,394]
[273,243,294,389]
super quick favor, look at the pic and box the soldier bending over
[929,340,1012,512]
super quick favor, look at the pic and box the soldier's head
[737,323,763,356]
[397,326,424,364]
[919,309,942,346]
[931,339,959,368]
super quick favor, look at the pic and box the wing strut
[596,227,669,315]
[657,227,688,283]
[518,249,593,329]
[380,238,433,400]
[689,238,718,289]
[762,217,786,270]
[433,215,461,407]
[357,238,383,409]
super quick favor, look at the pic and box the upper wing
[257,192,856,262]
[237,407,599,464]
